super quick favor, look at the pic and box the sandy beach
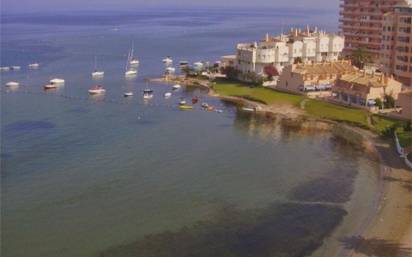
[149,76,412,257]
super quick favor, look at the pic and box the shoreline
[149,76,412,257]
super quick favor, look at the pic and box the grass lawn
[212,81,303,107]
[304,100,369,128]
[212,79,408,133]
[397,129,412,148]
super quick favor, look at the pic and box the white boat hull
[88,89,106,95]
[164,92,172,98]
[92,71,105,77]
[125,70,137,77]
[50,78,65,84]
[6,81,19,87]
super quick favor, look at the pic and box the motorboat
[124,92,134,97]
[44,84,57,90]
[193,62,204,70]
[162,56,173,65]
[0,67,10,71]
[143,89,154,99]
[92,71,105,77]
[50,78,65,84]
[5,81,19,87]
[179,99,187,105]
[179,61,189,66]
[11,66,21,71]
[29,63,40,69]
[88,85,106,95]
[172,84,181,90]
[164,92,172,98]
[165,67,176,74]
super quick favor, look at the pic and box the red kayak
[192,97,199,104]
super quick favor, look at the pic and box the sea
[1,7,380,257]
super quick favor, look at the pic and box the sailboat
[129,43,140,66]
[125,47,138,77]
[91,56,104,78]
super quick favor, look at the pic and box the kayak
[179,105,193,110]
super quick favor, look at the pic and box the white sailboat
[129,43,140,66]
[91,56,104,78]
[125,48,138,77]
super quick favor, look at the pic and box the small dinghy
[192,97,199,104]
[172,84,181,90]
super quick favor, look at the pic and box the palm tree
[349,48,371,69]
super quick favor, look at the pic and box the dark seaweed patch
[289,166,357,203]
[99,203,346,257]
[4,120,55,133]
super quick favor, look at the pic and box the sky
[1,0,338,14]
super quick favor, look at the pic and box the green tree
[349,48,371,69]
[404,121,412,132]
[220,66,240,80]
[384,95,395,108]
[375,98,383,109]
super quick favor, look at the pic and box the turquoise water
[1,8,379,257]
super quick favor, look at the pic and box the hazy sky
[2,0,338,13]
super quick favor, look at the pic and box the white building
[235,27,344,77]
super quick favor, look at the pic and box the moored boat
[179,104,193,110]
[124,92,134,97]
[172,84,181,90]
[50,78,65,84]
[5,81,19,87]
[44,84,57,90]
[162,56,173,65]
[192,97,199,104]
[143,89,154,99]
[179,61,189,66]
[125,70,137,77]
[11,66,21,71]
[164,92,172,98]
[92,71,105,77]
[29,63,40,69]
[0,67,10,71]
[88,85,106,95]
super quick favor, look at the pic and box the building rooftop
[293,61,356,76]
[339,72,395,88]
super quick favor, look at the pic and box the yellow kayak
[179,105,193,110]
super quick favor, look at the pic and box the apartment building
[235,27,344,77]
[333,71,402,107]
[381,4,412,86]
[277,60,356,97]
[339,0,410,60]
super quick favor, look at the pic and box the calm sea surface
[1,8,379,257]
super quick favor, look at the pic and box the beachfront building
[339,0,411,61]
[333,72,402,108]
[235,27,344,77]
[380,4,412,87]
[276,60,356,97]
[397,90,412,119]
